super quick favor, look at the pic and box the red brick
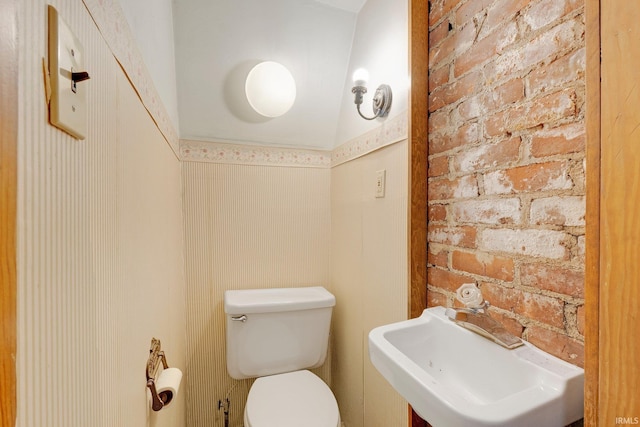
[430,19,451,48]
[529,48,585,95]
[452,198,521,225]
[429,70,484,112]
[576,305,585,336]
[429,155,449,177]
[428,110,449,134]
[429,65,450,93]
[481,0,531,39]
[455,0,493,26]
[484,109,510,137]
[569,160,586,193]
[491,18,584,79]
[452,136,521,173]
[483,78,525,114]
[429,0,463,26]
[526,325,584,367]
[428,204,448,222]
[428,266,475,292]
[452,250,515,281]
[428,224,478,248]
[515,89,577,129]
[522,293,566,328]
[457,94,481,120]
[479,228,569,260]
[427,289,449,308]
[530,122,585,157]
[428,246,449,268]
[483,161,573,194]
[480,282,522,311]
[481,283,565,328]
[454,21,518,77]
[429,21,476,68]
[484,90,576,137]
[520,263,584,298]
[428,175,479,201]
[530,195,585,226]
[522,0,583,33]
[430,122,481,154]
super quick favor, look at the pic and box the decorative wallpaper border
[180,140,332,168]
[331,112,408,167]
[82,0,180,156]
[180,112,408,168]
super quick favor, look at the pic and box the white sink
[368,306,584,427]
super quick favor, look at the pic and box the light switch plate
[48,5,87,140]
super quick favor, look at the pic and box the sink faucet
[445,306,523,349]
[446,284,523,350]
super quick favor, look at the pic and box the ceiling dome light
[245,61,297,118]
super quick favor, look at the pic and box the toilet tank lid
[224,286,335,315]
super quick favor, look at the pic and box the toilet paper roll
[156,367,182,408]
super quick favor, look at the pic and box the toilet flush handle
[231,315,247,322]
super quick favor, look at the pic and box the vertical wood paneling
[409,0,428,321]
[182,162,331,427]
[584,0,600,424]
[409,1,428,424]
[18,2,185,427]
[0,0,18,424]
[599,1,640,422]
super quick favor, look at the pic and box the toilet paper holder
[146,337,171,411]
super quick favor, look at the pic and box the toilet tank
[224,286,335,380]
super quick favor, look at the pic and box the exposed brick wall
[427,0,585,367]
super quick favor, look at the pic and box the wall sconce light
[245,61,296,118]
[351,68,392,120]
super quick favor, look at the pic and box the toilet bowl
[224,287,340,427]
[244,370,340,427]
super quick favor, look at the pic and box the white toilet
[224,286,341,427]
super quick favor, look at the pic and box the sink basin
[368,306,584,427]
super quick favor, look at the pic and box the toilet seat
[244,370,340,427]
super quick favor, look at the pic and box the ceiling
[312,0,367,13]
[172,0,367,150]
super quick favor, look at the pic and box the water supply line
[218,398,230,427]
[219,381,241,427]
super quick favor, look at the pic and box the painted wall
[172,0,356,149]
[118,0,180,133]
[331,140,409,427]
[427,0,585,366]
[181,161,332,426]
[17,1,186,426]
[334,0,409,147]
